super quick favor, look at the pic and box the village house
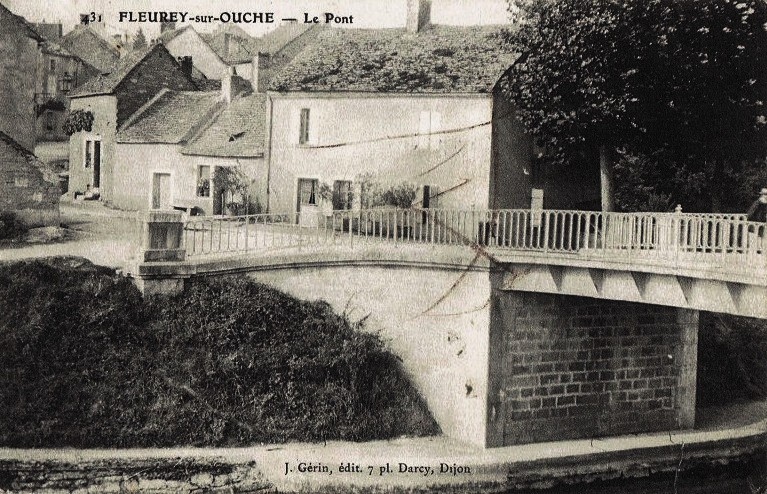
[67,43,200,204]
[266,0,601,218]
[157,24,231,82]
[59,23,120,73]
[112,71,264,214]
[34,39,100,141]
[0,2,60,226]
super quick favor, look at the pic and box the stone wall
[487,289,698,446]
[0,457,270,493]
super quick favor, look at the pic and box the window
[45,111,55,131]
[332,180,353,210]
[299,108,311,145]
[197,165,211,197]
[61,72,73,93]
[418,110,441,149]
[298,178,318,207]
[49,58,56,71]
[84,140,92,168]
[14,175,29,188]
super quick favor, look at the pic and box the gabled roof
[200,29,256,65]
[183,93,267,158]
[157,24,194,45]
[0,2,44,42]
[116,90,223,144]
[69,43,183,98]
[60,25,120,72]
[269,25,516,94]
[0,131,58,184]
[255,22,315,56]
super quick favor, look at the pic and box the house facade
[59,24,120,73]
[266,3,541,217]
[0,3,60,226]
[158,25,232,81]
[112,72,266,214]
[67,44,199,204]
[35,40,99,141]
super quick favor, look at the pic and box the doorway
[151,173,171,209]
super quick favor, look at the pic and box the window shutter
[299,108,310,145]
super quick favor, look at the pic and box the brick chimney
[178,56,193,78]
[406,0,431,33]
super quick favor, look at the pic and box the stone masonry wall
[487,290,698,446]
[0,457,271,493]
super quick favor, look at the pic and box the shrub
[697,312,767,406]
[0,259,439,447]
[0,211,27,240]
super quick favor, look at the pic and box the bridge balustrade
[181,208,766,277]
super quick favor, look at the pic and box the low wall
[0,456,269,493]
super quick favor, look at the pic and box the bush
[0,211,27,240]
[697,312,767,406]
[0,259,439,447]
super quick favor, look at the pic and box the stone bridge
[129,208,767,448]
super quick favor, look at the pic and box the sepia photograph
[0,0,766,492]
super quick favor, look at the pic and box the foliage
[0,259,439,447]
[212,166,255,215]
[133,28,147,50]
[62,109,94,136]
[501,0,767,211]
[697,312,767,406]
[35,99,66,118]
[0,211,27,240]
[357,174,418,209]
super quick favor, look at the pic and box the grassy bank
[0,257,439,447]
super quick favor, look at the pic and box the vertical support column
[675,308,699,429]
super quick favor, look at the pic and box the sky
[5,0,512,39]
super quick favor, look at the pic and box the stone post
[141,210,186,262]
[132,210,188,297]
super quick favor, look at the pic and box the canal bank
[1,400,766,493]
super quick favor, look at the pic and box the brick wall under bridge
[486,288,697,447]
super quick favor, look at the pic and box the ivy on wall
[62,109,94,136]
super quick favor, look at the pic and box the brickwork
[488,291,698,446]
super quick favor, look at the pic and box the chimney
[223,33,232,58]
[251,53,268,93]
[222,66,236,103]
[406,0,431,33]
[160,21,176,33]
[178,56,193,78]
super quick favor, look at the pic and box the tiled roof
[0,2,44,41]
[200,29,257,64]
[269,25,516,93]
[255,22,315,56]
[183,93,267,158]
[116,90,223,144]
[69,44,170,97]
[156,25,193,44]
[60,25,120,72]
[0,131,58,184]
[41,39,77,58]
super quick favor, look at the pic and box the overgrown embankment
[0,257,439,447]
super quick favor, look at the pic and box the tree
[500,0,767,212]
[133,28,147,50]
